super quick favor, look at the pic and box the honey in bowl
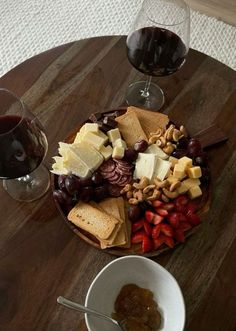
[112,284,162,331]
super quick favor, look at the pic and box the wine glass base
[3,164,50,202]
[126,81,165,111]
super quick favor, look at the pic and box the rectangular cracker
[127,106,169,136]
[115,110,148,147]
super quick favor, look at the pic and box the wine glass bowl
[126,0,190,110]
[0,88,50,201]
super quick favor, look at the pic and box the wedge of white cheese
[153,158,171,181]
[63,148,92,178]
[133,153,157,181]
[145,144,169,159]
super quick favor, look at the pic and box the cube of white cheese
[71,142,103,171]
[145,144,169,159]
[153,158,171,181]
[112,138,127,149]
[173,163,186,180]
[188,185,202,199]
[93,129,109,144]
[133,153,157,181]
[112,146,124,159]
[107,128,121,143]
[82,131,106,150]
[99,145,113,160]
[182,178,201,189]
[169,156,179,168]
[177,182,189,194]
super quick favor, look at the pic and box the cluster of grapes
[53,172,108,209]
[173,137,210,185]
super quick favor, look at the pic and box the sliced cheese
[93,129,109,144]
[112,138,127,149]
[58,142,71,158]
[82,131,106,150]
[63,148,91,178]
[71,142,103,171]
[51,156,69,175]
[133,153,157,181]
[153,158,171,181]
[145,144,169,159]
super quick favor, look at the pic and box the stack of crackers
[68,197,130,249]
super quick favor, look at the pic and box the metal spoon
[57,296,127,331]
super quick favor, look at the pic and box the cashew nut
[163,144,175,155]
[170,181,181,192]
[133,189,143,201]
[120,183,132,194]
[133,176,149,189]
[143,184,156,194]
[173,129,181,142]
[126,191,133,199]
[165,125,174,141]
[128,198,139,205]
[147,189,161,201]
[162,187,179,199]
[148,134,160,144]
[154,178,168,188]
[180,125,188,137]
[150,128,163,137]
[161,193,170,202]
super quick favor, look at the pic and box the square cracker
[115,110,148,147]
[127,106,169,137]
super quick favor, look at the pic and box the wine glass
[0,88,50,202]
[126,0,190,110]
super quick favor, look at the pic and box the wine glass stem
[141,76,152,98]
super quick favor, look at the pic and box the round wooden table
[0,36,236,331]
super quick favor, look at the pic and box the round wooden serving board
[52,108,211,257]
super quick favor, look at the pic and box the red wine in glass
[0,88,50,201]
[127,27,187,77]
[0,115,47,179]
[125,0,190,111]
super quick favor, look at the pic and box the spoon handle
[57,296,120,326]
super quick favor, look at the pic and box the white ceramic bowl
[85,255,185,331]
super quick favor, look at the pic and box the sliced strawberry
[152,214,164,225]
[131,220,144,233]
[152,200,163,208]
[187,212,201,226]
[162,202,175,211]
[142,235,152,253]
[152,224,162,239]
[131,230,146,244]
[155,208,169,217]
[174,229,185,243]
[175,195,189,206]
[153,234,165,249]
[160,224,174,237]
[175,204,187,213]
[145,210,154,223]
[185,202,197,214]
[163,235,175,248]
[178,222,192,232]
[168,212,180,228]
[143,221,153,237]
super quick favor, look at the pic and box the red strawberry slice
[131,230,146,244]
[153,234,165,249]
[174,229,185,243]
[185,202,197,214]
[187,212,201,226]
[178,212,187,223]
[153,214,164,225]
[142,235,152,253]
[152,200,163,208]
[131,220,144,233]
[175,195,189,206]
[145,210,154,223]
[155,208,169,217]
[152,224,162,239]
[143,221,153,237]
[178,222,192,232]
[160,224,174,237]
[163,235,175,248]
[162,202,175,211]
[168,212,180,228]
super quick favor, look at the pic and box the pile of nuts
[120,176,182,205]
[148,124,188,155]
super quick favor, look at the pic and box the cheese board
[51,107,212,257]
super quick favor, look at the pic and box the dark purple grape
[128,204,141,222]
[188,138,201,149]
[134,140,148,153]
[123,148,138,162]
[176,137,189,149]
[94,185,108,201]
[53,189,73,205]
[65,175,78,195]
[91,172,103,185]
[58,175,67,190]
[78,177,93,187]
[187,146,202,158]
[172,149,187,159]
[79,186,94,202]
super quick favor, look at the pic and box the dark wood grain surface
[0,36,236,331]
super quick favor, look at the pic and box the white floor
[0,0,235,77]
